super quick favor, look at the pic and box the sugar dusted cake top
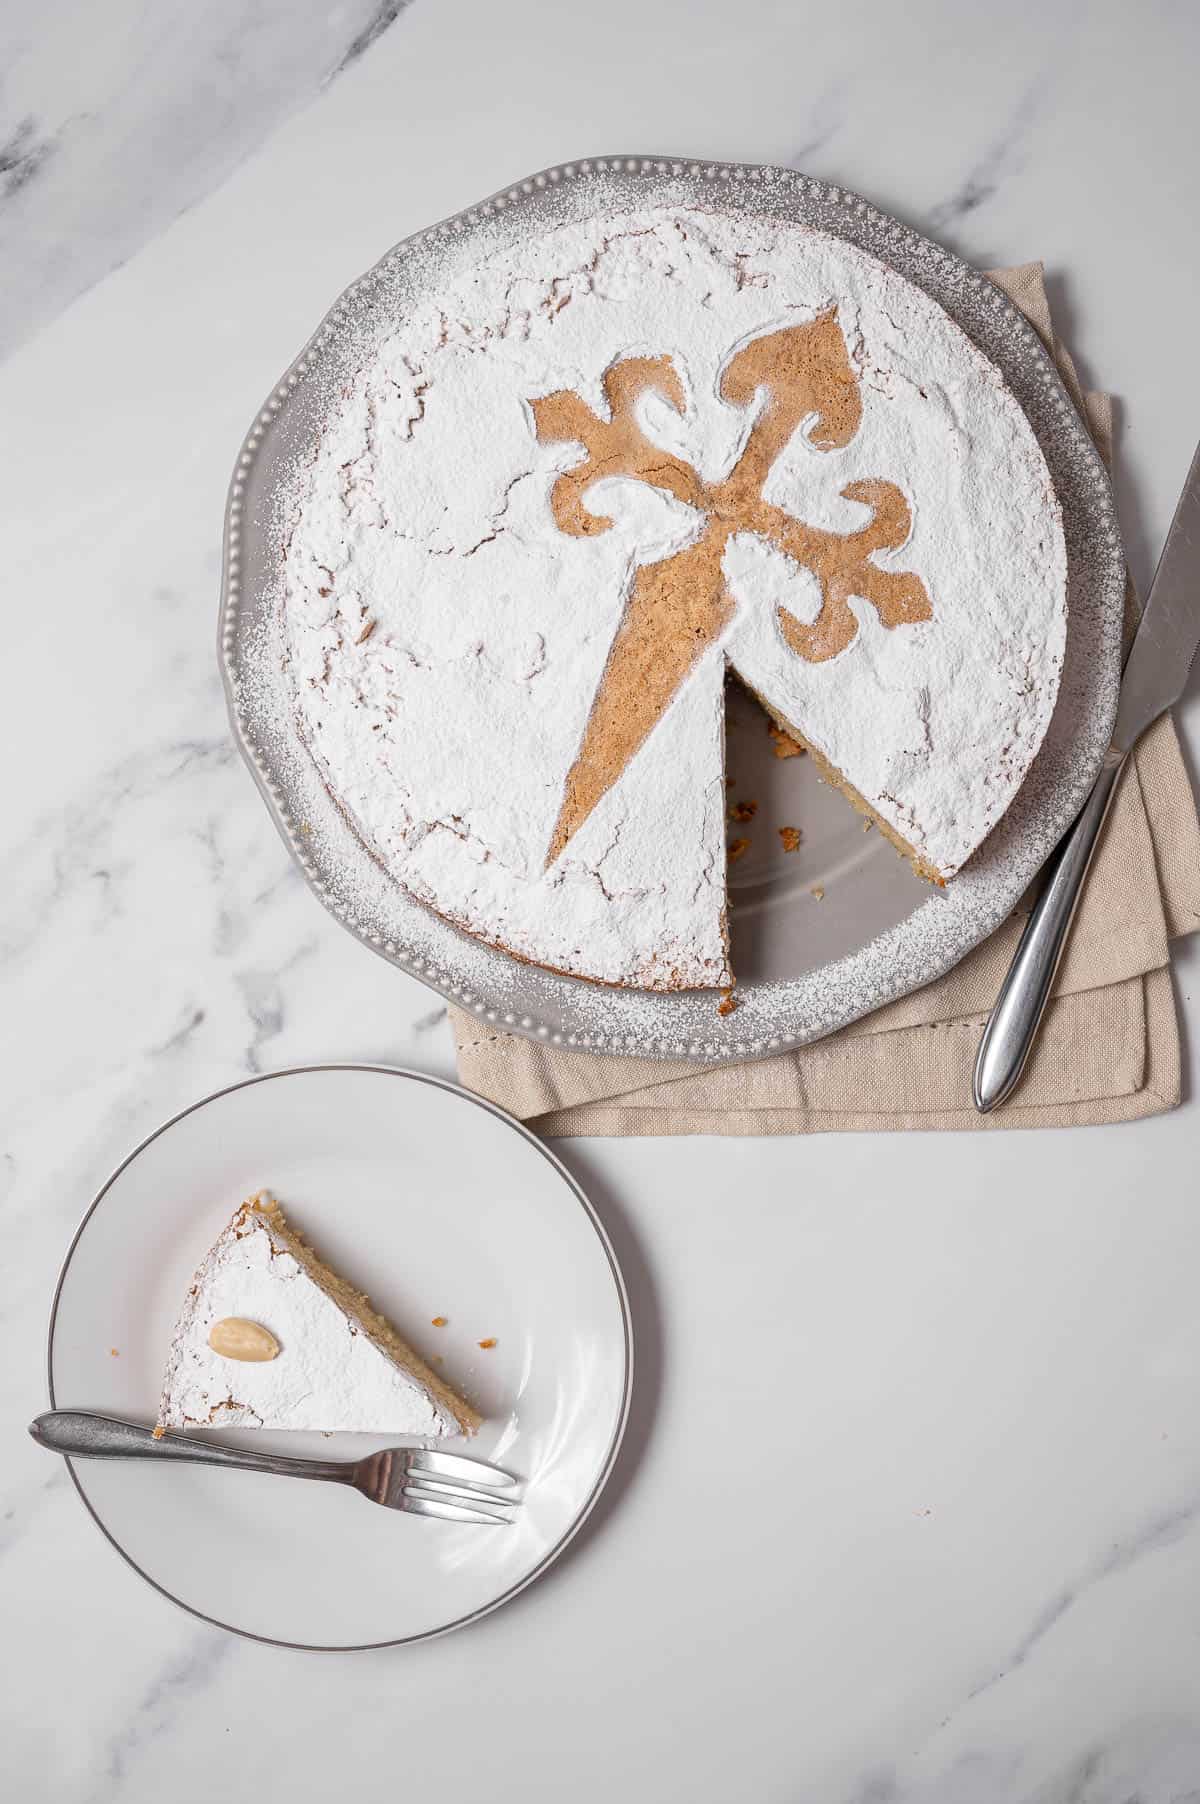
[282,206,1066,989]
[158,1196,477,1437]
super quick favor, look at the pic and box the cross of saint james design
[531,310,932,867]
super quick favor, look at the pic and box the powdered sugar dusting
[224,160,1121,1057]
[278,203,1064,988]
[159,1202,465,1436]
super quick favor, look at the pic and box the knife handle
[973,749,1126,1113]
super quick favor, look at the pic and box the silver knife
[973,438,1200,1113]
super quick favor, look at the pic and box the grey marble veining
[2,1,1200,1800]
[925,77,1052,235]
[0,0,414,362]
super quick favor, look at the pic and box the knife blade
[1112,437,1200,751]
[973,436,1200,1113]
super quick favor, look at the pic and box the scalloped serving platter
[220,156,1124,1064]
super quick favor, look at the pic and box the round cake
[282,205,1067,991]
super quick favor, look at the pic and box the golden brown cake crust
[245,1196,481,1435]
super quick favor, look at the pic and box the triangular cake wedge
[157,1193,480,1437]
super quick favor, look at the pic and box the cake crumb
[728,837,751,864]
[152,1425,165,1440]
[810,885,825,901]
[728,798,757,823]
[778,827,802,853]
[109,1347,119,1357]
[478,1338,497,1350]
[431,1316,447,1327]
[768,722,805,759]
[717,989,738,1017]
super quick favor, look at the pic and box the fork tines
[404,1480,516,1525]
[410,1449,520,1492]
[400,1449,521,1525]
[402,1492,514,1526]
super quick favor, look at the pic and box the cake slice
[157,1193,480,1437]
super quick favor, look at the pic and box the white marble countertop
[4,2,1200,1798]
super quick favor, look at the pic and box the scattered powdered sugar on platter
[224,157,1123,1061]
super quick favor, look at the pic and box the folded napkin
[452,265,1200,1134]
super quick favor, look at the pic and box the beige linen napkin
[452,266,1200,1134]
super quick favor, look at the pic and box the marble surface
[3,1,1199,1798]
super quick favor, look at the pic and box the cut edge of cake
[736,673,948,888]
[241,1194,482,1435]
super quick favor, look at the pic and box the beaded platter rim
[219,154,1124,1065]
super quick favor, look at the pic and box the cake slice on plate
[157,1192,480,1438]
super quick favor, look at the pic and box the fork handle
[29,1410,352,1484]
[973,749,1125,1113]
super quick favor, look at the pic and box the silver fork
[29,1410,520,1525]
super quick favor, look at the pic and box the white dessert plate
[47,1066,631,1650]
[221,156,1124,1062]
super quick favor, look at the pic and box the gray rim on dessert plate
[219,155,1125,1064]
[46,1065,634,1651]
